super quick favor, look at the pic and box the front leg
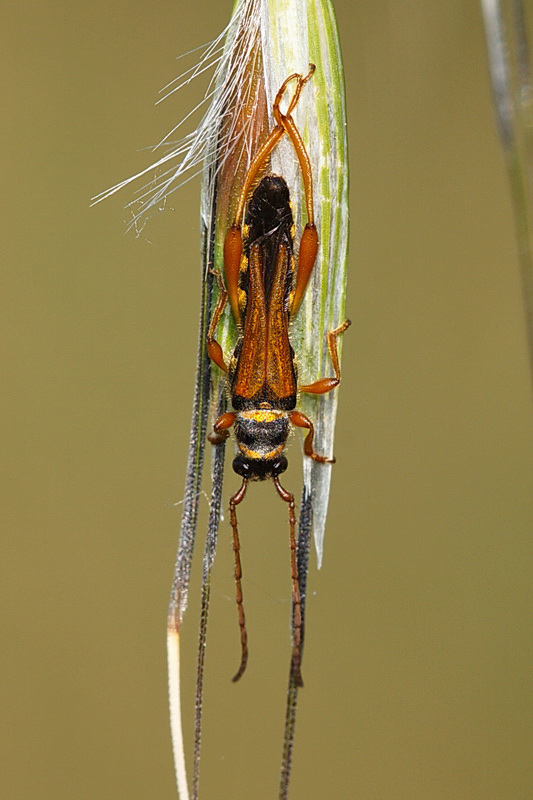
[207,270,229,373]
[299,319,351,394]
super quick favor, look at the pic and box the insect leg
[289,410,335,464]
[289,223,318,317]
[207,411,235,445]
[207,269,229,372]
[231,125,285,228]
[229,479,249,682]
[273,65,316,225]
[273,66,319,317]
[272,64,315,130]
[273,477,304,688]
[232,66,313,227]
[299,319,351,394]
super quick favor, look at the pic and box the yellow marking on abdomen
[240,409,285,424]
[238,442,286,460]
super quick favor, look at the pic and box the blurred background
[2,1,532,798]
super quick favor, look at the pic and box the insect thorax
[242,175,294,306]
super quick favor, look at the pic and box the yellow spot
[238,443,286,460]
[238,444,259,459]
[241,409,285,424]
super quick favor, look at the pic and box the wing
[265,243,297,400]
[232,246,267,399]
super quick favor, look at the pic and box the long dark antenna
[229,479,249,682]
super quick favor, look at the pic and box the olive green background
[3,1,532,798]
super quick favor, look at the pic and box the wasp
[207,65,350,687]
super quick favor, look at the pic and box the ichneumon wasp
[206,65,350,688]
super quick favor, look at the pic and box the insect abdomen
[234,410,289,462]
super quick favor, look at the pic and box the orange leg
[223,224,245,325]
[299,319,351,394]
[289,222,318,316]
[206,270,229,372]
[289,410,334,464]
[271,66,316,225]
[207,411,235,445]
[232,65,315,228]
[273,66,318,317]
[229,479,249,682]
[274,477,304,688]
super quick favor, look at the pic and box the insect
[207,65,350,688]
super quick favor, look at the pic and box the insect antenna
[273,477,304,688]
[229,479,249,682]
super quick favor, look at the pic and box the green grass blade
[481,0,533,385]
